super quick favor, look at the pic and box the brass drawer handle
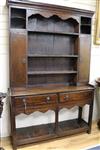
[46,96,51,102]
[23,98,27,111]
[64,95,69,100]
[22,58,26,64]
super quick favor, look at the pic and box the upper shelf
[28,14,79,34]
[81,17,91,25]
[28,54,79,58]
[80,16,91,34]
[10,7,92,35]
[28,30,79,36]
[28,70,78,75]
[11,8,26,29]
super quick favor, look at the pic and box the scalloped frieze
[59,102,91,110]
[15,100,91,115]
[15,107,56,116]
[27,9,80,23]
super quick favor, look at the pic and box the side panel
[10,29,27,87]
[78,35,91,84]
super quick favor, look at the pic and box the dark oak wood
[59,91,93,103]
[78,35,91,84]
[10,102,17,150]
[87,99,94,133]
[10,29,27,87]
[7,0,94,15]
[78,106,83,123]
[11,85,94,96]
[14,94,57,115]
[15,119,88,146]
[8,1,94,150]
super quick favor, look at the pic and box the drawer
[14,94,57,108]
[59,91,93,103]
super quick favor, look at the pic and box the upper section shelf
[10,7,92,35]
[11,8,26,29]
[28,54,78,58]
[28,30,79,36]
[80,16,91,34]
[8,1,93,87]
[28,70,78,75]
[28,32,79,56]
[81,17,91,25]
[28,14,79,34]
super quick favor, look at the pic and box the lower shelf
[16,123,56,146]
[58,119,89,136]
[16,119,89,146]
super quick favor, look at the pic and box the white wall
[0,0,100,137]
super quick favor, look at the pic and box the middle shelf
[28,54,79,58]
[28,32,79,56]
[27,70,78,75]
[27,54,78,85]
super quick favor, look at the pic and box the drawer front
[59,91,93,103]
[14,94,57,108]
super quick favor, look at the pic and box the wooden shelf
[58,119,89,136]
[28,71,78,75]
[11,8,26,29]
[11,16,26,20]
[16,123,56,146]
[28,30,79,36]
[16,119,89,146]
[81,24,91,26]
[28,54,78,58]
[9,4,94,150]
[81,17,91,25]
[11,85,94,96]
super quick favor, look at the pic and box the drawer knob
[64,95,69,100]
[22,58,26,64]
[23,99,27,111]
[46,96,51,102]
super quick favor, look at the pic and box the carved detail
[15,108,56,115]
[59,102,90,110]
[28,13,79,23]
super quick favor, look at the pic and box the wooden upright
[7,0,94,150]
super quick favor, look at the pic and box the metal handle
[46,96,51,102]
[23,98,27,111]
[64,95,69,100]
[22,58,26,64]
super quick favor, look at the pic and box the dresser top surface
[11,85,94,96]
